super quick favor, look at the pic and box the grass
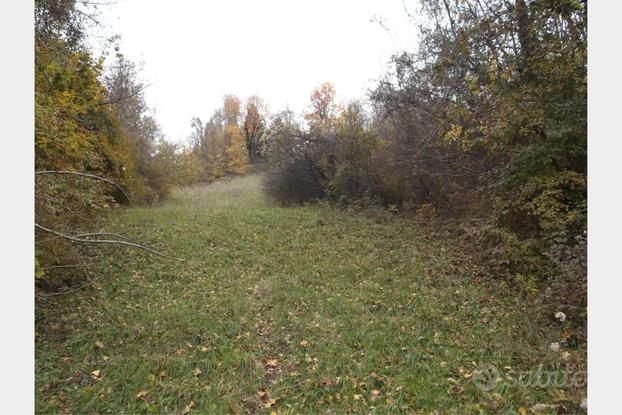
[36,174,586,414]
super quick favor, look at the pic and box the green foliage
[496,170,586,239]
[471,225,554,282]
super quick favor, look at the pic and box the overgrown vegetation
[263,0,587,314]
[36,0,169,286]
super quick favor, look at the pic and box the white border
[588,1,622,413]
[0,0,34,412]
[0,0,618,412]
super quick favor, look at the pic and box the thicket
[264,0,587,309]
[35,0,188,286]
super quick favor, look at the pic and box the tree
[304,82,337,129]
[223,94,242,128]
[243,95,266,161]
[224,125,250,175]
[190,117,205,149]
[104,54,172,202]
[204,110,226,179]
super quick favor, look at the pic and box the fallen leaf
[264,398,276,408]
[192,367,202,376]
[136,390,148,400]
[182,400,195,414]
[518,407,527,415]
[200,346,208,352]
[266,359,279,368]
[319,377,336,387]
[95,341,104,349]
[353,394,362,400]
[371,389,381,396]
[300,340,309,347]
[90,369,101,379]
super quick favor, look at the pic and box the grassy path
[36,175,583,414]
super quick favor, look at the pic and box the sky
[90,0,421,143]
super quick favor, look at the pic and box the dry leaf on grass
[182,400,195,414]
[136,390,148,400]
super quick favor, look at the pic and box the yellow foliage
[224,125,249,175]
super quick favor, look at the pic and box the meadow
[35,175,584,414]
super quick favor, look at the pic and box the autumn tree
[224,126,250,175]
[304,82,338,130]
[243,95,267,162]
[204,110,226,179]
[184,95,251,180]
[223,94,242,129]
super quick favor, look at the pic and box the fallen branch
[35,223,184,261]
[36,231,138,245]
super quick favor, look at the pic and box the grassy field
[35,174,585,414]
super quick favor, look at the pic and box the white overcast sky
[90,0,421,143]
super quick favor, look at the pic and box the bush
[263,129,328,204]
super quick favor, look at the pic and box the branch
[37,231,138,245]
[35,170,134,206]
[35,223,185,261]
[35,232,135,244]
[98,83,151,106]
